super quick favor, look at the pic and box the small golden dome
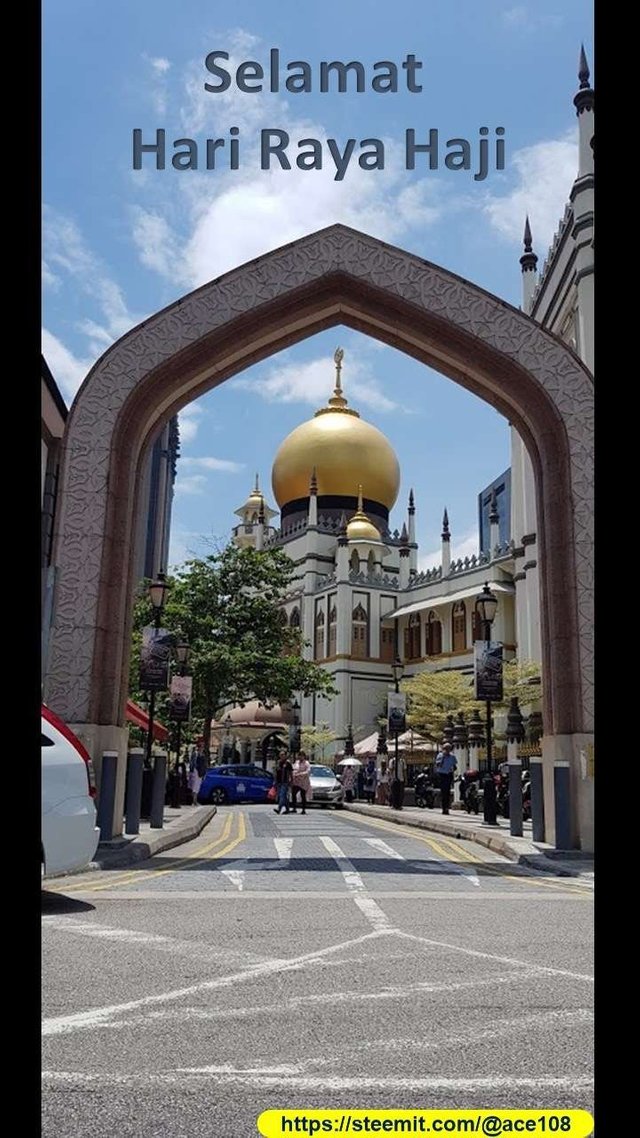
[346,486,381,541]
[271,349,400,510]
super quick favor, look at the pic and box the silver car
[309,764,344,808]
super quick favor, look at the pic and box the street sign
[139,626,173,692]
[387,690,406,735]
[474,641,504,701]
[168,674,192,721]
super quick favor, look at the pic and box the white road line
[274,838,293,861]
[42,1071,593,1092]
[357,1008,594,1055]
[42,928,389,1037]
[56,889,590,901]
[363,837,405,860]
[319,835,391,932]
[397,929,594,982]
[220,869,245,891]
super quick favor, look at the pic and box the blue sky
[43,0,592,570]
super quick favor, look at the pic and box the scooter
[463,770,481,814]
[414,770,437,809]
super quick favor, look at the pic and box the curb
[343,803,576,871]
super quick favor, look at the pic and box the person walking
[341,763,356,802]
[274,750,293,814]
[435,742,457,815]
[362,757,377,804]
[187,763,202,805]
[376,759,389,805]
[291,751,312,814]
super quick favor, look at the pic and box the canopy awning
[385,580,514,621]
[126,699,168,741]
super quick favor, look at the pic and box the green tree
[130,545,336,756]
[501,658,542,707]
[300,723,337,762]
[402,670,483,742]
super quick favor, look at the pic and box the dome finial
[254,472,260,492]
[328,347,348,409]
[578,44,590,89]
[357,483,364,513]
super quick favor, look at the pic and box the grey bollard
[150,752,167,829]
[554,761,572,850]
[508,757,523,838]
[529,756,545,843]
[96,751,118,842]
[125,748,145,835]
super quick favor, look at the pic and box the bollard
[96,751,118,842]
[554,760,572,850]
[150,752,167,829]
[529,755,545,843]
[508,752,523,838]
[124,748,145,835]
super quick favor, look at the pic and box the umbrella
[337,757,362,767]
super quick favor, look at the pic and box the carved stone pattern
[47,226,593,728]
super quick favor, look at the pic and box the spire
[399,522,409,547]
[309,467,318,496]
[574,44,594,115]
[408,488,415,514]
[578,43,590,89]
[442,507,450,541]
[489,488,499,524]
[327,346,348,410]
[520,216,538,274]
[357,484,364,513]
[254,472,260,493]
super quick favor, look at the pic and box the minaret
[520,216,538,316]
[308,467,318,527]
[574,45,594,180]
[489,488,500,555]
[441,507,451,575]
[399,522,411,588]
[336,512,350,580]
[255,496,265,551]
[407,488,417,573]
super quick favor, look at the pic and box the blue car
[197,763,274,805]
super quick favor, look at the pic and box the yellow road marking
[345,812,590,896]
[48,811,234,894]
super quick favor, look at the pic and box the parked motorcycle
[462,770,482,814]
[414,769,437,809]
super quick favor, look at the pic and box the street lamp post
[144,573,170,771]
[390,655,405,810]
[173,638,190,774]
[223,714,233,762]
[289,698,301,757]
[474,582,499,826]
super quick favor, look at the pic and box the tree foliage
[300,723,337,761]
[402,670,482,742]
[501,658,542,707]
[129,545,336,754]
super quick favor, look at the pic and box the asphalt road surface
[42,805,594,1137]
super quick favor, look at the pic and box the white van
[41,705,100,877]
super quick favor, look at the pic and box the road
[42,805,593,1137]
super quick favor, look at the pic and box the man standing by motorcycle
[435,742,457,815]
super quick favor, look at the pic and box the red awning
[126,699,169,741]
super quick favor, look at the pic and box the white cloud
[234,354,398,413]
[41,328,92,403]
[178,404,203,444]
[174,474,207,495]
[150,57,171,74]
[482,131,578,252]
[42,260,60,291]
[418,528,479,573]
[501,6,563,31]
[181,456,245,472]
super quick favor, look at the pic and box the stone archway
[44,224,593,845]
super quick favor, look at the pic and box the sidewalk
[343,802,594,880]
[46,804,217,877]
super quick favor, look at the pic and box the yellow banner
[257,1109,594,1136]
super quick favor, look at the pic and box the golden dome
[346,486,381,541]
[271,349,400,510]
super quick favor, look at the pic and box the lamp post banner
[168,674,192,722]
[474,641,504,701]
[139,626,172,692]
[387,691,407,735]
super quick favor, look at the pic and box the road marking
[396,929,593,982]
[362,837,405,860]
[274,838,293,861]
[220,869,245,891]
[42,928,389,1036]
[48,812,235,894]
[319,835,391,931]
[417,833,480,887]
[42,1070,594,1092]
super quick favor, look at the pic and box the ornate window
[404,611,421,660]
[328,605,337,657]
[367,551,375,575]
[350,550,360,574]
[351,602,368,658]
[289,606,302,656]
[380,623,395,663]
[314,609,325,660]
[452,601,467,652]
[426,611,442,656]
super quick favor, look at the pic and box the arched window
[289,607,300,629]
[404,612,421,660]
[351,603,368,658]
[452,601,467,652]
[426,611,442,656]
[328,605,337,656]
[380,622,395,663]
[314,610,325,660]
[250,511,258,524]
[367,551,375,575]
[350,550,360,574]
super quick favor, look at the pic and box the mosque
[224,49,593,762]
